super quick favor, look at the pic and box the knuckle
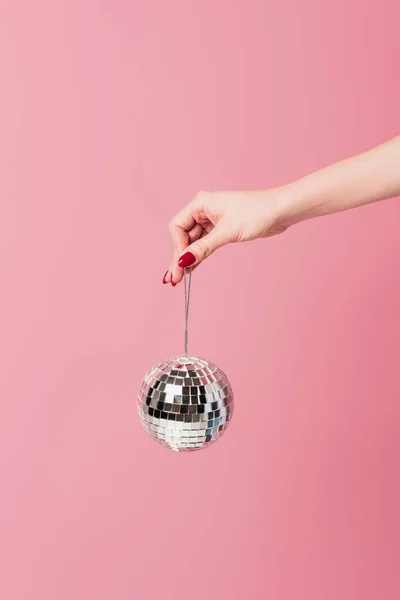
[194,190,203,200]
[197,190,212,201]
[193,190,208,205]
[196,238,210,259]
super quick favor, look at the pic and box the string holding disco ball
[137,268,234,452]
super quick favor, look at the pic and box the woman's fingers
[164,206,194,285]
[168,204,199,254]
[166,193,228,286]
[178,226,227,268]
[168,225,228,285]
[170,222,205,285]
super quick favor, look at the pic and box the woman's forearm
[280,135,400,228]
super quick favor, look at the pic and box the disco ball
[137,355,234,452]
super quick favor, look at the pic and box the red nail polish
[171,280,177,287]
[178,252,196,268]
[162,270,169,284]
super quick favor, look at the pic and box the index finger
[169,203,200,253]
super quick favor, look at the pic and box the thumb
[178,226,227,268]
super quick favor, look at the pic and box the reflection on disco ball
[137,355,234,452]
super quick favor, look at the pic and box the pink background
[1,1,400,598]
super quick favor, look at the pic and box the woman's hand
[164,135,400,286]
[164,188,289,285]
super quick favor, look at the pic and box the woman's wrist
[272,180,311,232]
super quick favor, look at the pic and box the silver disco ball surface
[137,355,234,452]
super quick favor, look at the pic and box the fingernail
[178,252,196,268]
[171,280,177,287]
[162,270,169,284]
